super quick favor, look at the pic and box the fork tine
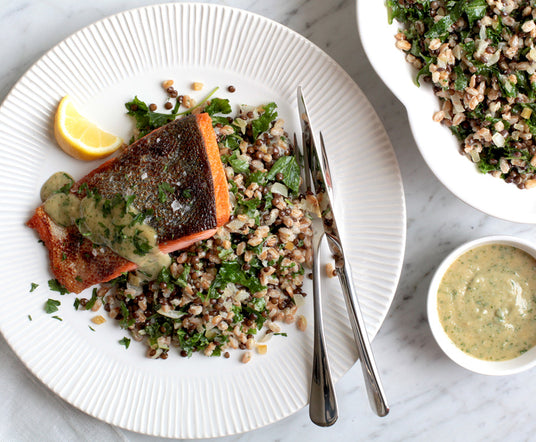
[293,132,301,166]
[318,131,333,193]
[294,131,312,194]
[293,133,305,194]
[302,133,313,194]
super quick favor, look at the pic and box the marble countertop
[1,0,534,441]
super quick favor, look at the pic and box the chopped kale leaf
[266,156,301,193]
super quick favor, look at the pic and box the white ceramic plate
[0,4,405,438]
[358,1,536,224]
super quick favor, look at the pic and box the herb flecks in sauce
[40,173,170,279]
[44,193,81,227]
[437,244,536,361]
[40,172,74,201]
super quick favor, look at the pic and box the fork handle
[338,258,389,417]
[309,234,338,426]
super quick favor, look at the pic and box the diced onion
[223,283,238,299]
[157,336,170,349]
[258,332,273,343]
[126,282,143,298]
[157,308,185,319]
[303,194,322,217]
[469,150,481,163]
[492,132,505,147]
[293,293,305,308]
[270,182,288,197]
[149,348,163,359]
[451,95,465,114]
[485,51,500,66]
[475,25,489,59]
[226,218,246,232]
[205,328,219,340]
[234,118,247,134]
[475,39,489,58]
[239,105,258,120]
[234,289,250,303]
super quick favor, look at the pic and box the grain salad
[389,0,536,188]
[71,86,312,360]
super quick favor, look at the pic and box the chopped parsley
[29,282,39,292]
[133,236,152,256]
[157,264,190,288]
[48,279,69,295]
[207,261,265,300]
[55,173,74,195]
[176,328,228,357]
[251,102,277,140]
[129,208,154,226]
[125,96,181,139]
[119,337,131,349]
[44,299,61,314]
[85,288,98,310]
[205,97,232,116]
[182,189,192,199]
[119,301,135,329]
[243,305,267,329]
[227,152,250,174]
[125,88,221,140]
[158,182,175,203]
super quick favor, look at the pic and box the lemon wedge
[54,95,123,161]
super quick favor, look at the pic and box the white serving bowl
[427,235,536,375]
[357,1,536,223]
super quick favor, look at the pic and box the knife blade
[297,86,389,417]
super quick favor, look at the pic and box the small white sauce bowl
[427,235,536,375]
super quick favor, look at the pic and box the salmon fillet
[27,113,230,293]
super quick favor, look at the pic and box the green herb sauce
[41,172,170,279]
[437,244,536,361]
[43,193,81,227]
[40,171,74,201]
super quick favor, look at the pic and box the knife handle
[338,257,390,417]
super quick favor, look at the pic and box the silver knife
[297,86,389,417]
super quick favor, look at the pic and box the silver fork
[294,134,338,427]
